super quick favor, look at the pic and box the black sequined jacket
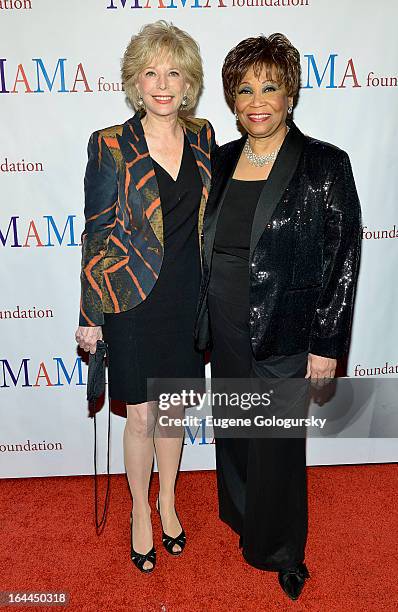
[194,122,362,360]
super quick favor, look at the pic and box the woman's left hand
[305,353,337,383]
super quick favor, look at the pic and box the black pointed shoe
[130,511,156,574]
[156,497,186,556]
[278,562,310,600]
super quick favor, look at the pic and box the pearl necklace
[244,126,290,167]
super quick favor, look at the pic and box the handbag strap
[92,393,111,534]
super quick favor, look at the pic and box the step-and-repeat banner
[1,0,397,478]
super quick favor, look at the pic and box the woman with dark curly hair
[195,34,361,600]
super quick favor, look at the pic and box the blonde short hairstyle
[121,21,203,112]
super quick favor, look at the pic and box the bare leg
[124,401,157,570]
[154,408,185,553]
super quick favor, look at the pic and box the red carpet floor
[1,465,397,612]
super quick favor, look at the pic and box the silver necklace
[244,126,290,167]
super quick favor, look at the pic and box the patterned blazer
[79,110,215,326]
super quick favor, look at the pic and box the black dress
[208,178,309,572]
[103,135,204,405]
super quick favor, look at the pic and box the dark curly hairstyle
[222,33,301,112]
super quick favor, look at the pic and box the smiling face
[136,55,189,118]
[234,64,293,139]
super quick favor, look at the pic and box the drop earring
[287,105,293,114]
[137,95,145,109]
[180,94,188,109]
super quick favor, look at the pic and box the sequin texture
[195,124,362,360]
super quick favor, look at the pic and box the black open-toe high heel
[130,511,156,574]
[156,497,186,556]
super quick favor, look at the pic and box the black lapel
[250,122,306,254]
[203,136,246,264]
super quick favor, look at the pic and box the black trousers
[208,291,309,571]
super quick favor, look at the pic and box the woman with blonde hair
[75,21,215,573]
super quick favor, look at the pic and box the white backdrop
[1,0,397,478]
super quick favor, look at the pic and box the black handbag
[87,339,111,534]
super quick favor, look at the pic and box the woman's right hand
[75,325,103,354]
